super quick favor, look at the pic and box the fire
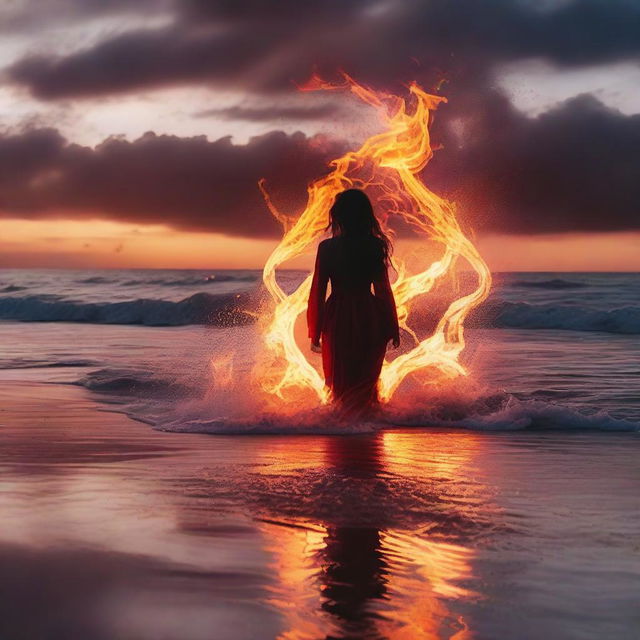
[260,74,491,404]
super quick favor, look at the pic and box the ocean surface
[1,268,639,639]
[0,268,639,431]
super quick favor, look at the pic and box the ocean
[1,268,639,431]
[1,268,639,639]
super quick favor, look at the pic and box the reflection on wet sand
[257,433,486,639]
[3,380,639,639]
[1,382,494,639]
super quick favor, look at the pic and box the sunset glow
[3,218,640,272]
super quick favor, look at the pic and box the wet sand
[1,371,639,640]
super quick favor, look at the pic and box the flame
[260,74,491,404]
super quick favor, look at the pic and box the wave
[152,395,639,434]
[2,291,639,334]
[0,358,96,370]
[75,368,192,397]
[488,301,640,334]
[121,274,259,287]
[74,368,638,433]
[74,274,259,287]
[510,278,588,289]
[72,274,259,287]
[155,412,381,435]
[385,394,639,432]
[1,285,27,292]
[0,292,257,326]
[76,276,115,284]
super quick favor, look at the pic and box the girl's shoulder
[320,235,383,253]
[319,237,341,252]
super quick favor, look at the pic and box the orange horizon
[1,218,639,272]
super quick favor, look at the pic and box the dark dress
[307,236,399,414]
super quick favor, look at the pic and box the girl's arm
[307,242,329,346]
[373,266,400,347]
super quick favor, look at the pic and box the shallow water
[1,320,638,431]
[1,379,638,639]
[1,269,639,638]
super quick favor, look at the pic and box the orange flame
[260,74,491,404]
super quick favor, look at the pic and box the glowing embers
[260,75,491,404]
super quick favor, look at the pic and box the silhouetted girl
[307,189,399,416]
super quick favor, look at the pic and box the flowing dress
[307,236,399,413]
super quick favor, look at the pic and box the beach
[2,372,639,639]
[1,269,640,639]
[3,0,639,636]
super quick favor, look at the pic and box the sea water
[1,268,639,639]
[0,268,638,432]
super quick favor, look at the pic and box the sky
[1,0,639,271]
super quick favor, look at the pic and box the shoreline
[2,374,639,639]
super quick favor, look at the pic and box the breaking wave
[75,368,193,397]
[75,368,639,433]
[0,292,257,326]
[385,395,639,432]
[153,396,640,434]
[1,291,639,335]
[489,301,640,334]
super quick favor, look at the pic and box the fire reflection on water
[256,431,489,639]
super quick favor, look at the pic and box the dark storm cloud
[194,103,341,121]
[3,0,640,237]
[8,26,275,100]
[7,0,640,99]
[1,92,638,236]
[426,93,640,233]
[0,128,345,237]
[180,0,374,24]
[0,0,170,33]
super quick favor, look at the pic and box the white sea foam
[74,368,639,433]
[385,395,640,432]
[150,400,639,434]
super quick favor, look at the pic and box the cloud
[6,0,640,100]
[2,0,640,238]
[0,89,640,237]
[1,90,639,237]
[0,0,169,34]
[7,26,270,100]
[0,128,345,237]
[194,103,341,122]
[426,92,640,233]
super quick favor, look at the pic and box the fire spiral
[259,74,491,404]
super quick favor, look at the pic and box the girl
[307,189,399,416]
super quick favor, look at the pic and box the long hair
[328,189,392,264]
